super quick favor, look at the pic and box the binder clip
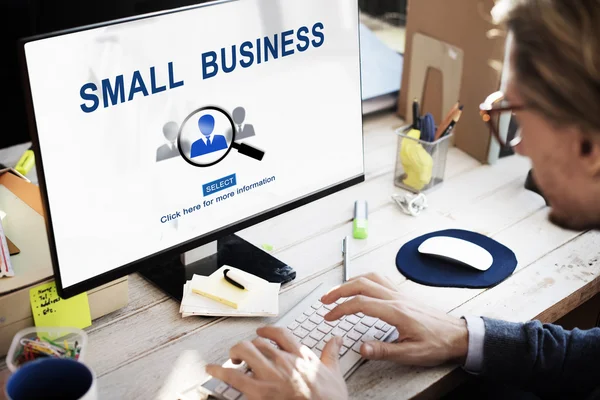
[391,192,428,217]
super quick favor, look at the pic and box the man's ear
[580,135,600,177]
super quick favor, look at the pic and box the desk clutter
[0,168,126,357]
[6,326,87,372]
[394,100,463,193]
[180,266,280,317]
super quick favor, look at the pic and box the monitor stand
[138,234,296,302]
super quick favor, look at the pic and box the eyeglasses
[479,91,525,149]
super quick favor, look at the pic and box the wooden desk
[1,111,599,399]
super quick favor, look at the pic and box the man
[206,0,600,398]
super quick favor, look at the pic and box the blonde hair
[492,0,600,133]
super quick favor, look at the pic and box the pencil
[434,101,461,140]
[440,107,464,138]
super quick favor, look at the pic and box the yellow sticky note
[29,282,92,329]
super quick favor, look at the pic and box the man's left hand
[206,326,348,400]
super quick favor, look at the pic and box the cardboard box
[0,169,128,356]
[398,0,508,163]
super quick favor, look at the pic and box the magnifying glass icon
[177,106,265,168]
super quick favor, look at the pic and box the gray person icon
[156,122,180,162]
[232,107,256,141]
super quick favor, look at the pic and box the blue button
[203,173,237,197]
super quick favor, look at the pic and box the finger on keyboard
[323,279,396,305]
[257,326,303,357]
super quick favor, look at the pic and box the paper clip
[391,192,428,217]
[20,338,65,357]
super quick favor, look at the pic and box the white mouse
[418,236,493,271]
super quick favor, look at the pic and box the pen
[223,268,247,290]
[440,106,464,138]
[434,101,461,140]
[412,98,420,130]
[342,236,350,282]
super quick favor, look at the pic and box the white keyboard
[193,284,398,400]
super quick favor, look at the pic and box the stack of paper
[179,266,280,318]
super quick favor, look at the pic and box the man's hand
[206,326,348,400]
[320,273,469,367]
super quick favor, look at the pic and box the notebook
[179,266,280,318]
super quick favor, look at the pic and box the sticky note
[29,281,92,329]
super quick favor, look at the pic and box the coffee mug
[5,358,97,400]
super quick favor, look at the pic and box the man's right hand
[320,273,469,368]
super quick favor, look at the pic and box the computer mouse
[417,236,493,271]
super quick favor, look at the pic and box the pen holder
[393,125,453,193]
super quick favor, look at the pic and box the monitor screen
[21,0,364,296]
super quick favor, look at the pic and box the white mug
[5,358,97,400]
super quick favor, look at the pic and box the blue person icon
[190,114,229,158]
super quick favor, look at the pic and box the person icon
[232,107,256,140]
[156,121,180,162]
[190,114,229,158]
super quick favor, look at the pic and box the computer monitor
[1,0,212,150]
[19,0,365,300]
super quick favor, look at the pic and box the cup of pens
[393,100,462,193]
[4,327,96,400]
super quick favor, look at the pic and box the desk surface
[1,111,599,400]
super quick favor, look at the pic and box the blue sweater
[482,318,600,399]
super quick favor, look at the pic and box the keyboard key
[335,297,347,305]
[296,314,308,323]
[374,331,385,340]
[338,321,354,331]
[345,315,361,325]
[323,303,336,310]
[309,315,324,325]
[375,321,385,330]
[361,316,378,327]
[316,308,329,317]
[310,330,326,341]
[356,312,365,318]
[311,301,322,309]
[352,341,363,353]
[323,333,333,343]
[381,323,392,332]
[302,337,318,348]
[324,319,340,327]
[354,324,368,334]
[303,308,315,316]
[331,327,345,337]
[316,341,326,351]
[293,327,310,339]
[313,348,322,358]
[347,330,362,341]
[223,387,241,400]
[301,321,317,332]
[339,346,349,356]
[317,323,332,334]
[287,321,299,331]
[361,327,380,343]
[215,382,229,394]
[343,337,355,348]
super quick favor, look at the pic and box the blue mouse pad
[396,229,518,288]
